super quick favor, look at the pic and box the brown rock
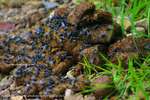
[88,23,122,44]
[8,0,24,8]
[92,75,113,98]
[0,63,16,74]
[54,5,70,17]
[80,45,102,65]
[79,10,112,27]
[52,83,70,95]
[63,40,85,60]
[108,37,150,66]
[64,94,96,100]
[67,2,95,25]
[63,39,79,54]
[108,37,139,65]
[74,75,90,92]
[74,63,83,76]
[52,60,71,74]
[25,1,44,9]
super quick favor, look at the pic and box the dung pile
[1,2,150,99]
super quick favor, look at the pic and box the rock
[11,96,24,100]
[0,63,16,74]
[80,45,102,65]
[87,23,122,44]
[65,89,73,97]
[92,75,113,98]
[115,16,131,31]
[8,0,24,8]
[74,75,90,92]
[136,26,146,33]
[54,5,70,17]
[65,94,84,100]
[25,1,44,9]
[108,37,150,66]
[52,60,71,74]
[108,37,139,65]
[79,10,113,27]
[42,1,58,10]
[63,40,85,59]
[73,63,83,76]
[136,18,148,32]
[52,83,70,95]
[0,88,10,96]
[64,94,96,100]
[125,18,148,34]
[0,22,15,32]
[67,2,95,25]
[0,76,13,91]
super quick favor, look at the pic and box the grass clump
[81,54,150,99]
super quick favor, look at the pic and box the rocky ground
[0,1,149,100]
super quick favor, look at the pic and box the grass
[75,0,150,37]
[75,0,150,99]
[81,54,150,99]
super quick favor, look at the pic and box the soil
[0,1,150,100]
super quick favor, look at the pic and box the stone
[136,26,146,33]
[11,96,24,100]
[67,2,95,25]
[64,93,96,100]
[91,75,113,98]
[74,75,90,92]
[0,76,13,91]
[80,45,102,65]
[115,16,131,31]
[108,36,150,66]
[25,1,44,9]
[87,23,122,44]
[52,60,71,74]
[136,18,148,32]
[8,0,24,8]
[0,63,16,74]
[79,10,113,27]
[52,83,70,95]
[0,88,10,96]
[54,5,70,17]
[42,1,58,10]
[0,22,15,32]
[64,94,84,100]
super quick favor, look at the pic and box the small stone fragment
[74,75,90,92]
[67,2,95,25]
[54,5,70,17]
[52,60,71,74]
[0,63,16,74]
[108,37,150,65]
[43,1,58,10]
[79,10,113,27]
[52,83,70,95]
[80,45,102,65]
[92,75,113,98]
[11,96,24,100]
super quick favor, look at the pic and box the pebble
[67,2,95,25]
[136,26,146,33]
[11,96,24,100]
[108,36,150,66]
[42,1,58,10]
[0,76,13,91]
[92,75,113,98]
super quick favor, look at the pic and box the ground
[0,0,150,100]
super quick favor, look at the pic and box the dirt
[0,1,150,99]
